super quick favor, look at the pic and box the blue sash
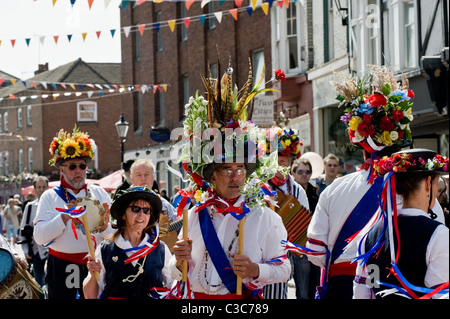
[198,207,245,294]
[330,176,383,264]
[53,185,76,203]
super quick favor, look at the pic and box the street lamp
[115,113,129,163]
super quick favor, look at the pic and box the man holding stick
[169,61,291,299]
[34,126,112,299]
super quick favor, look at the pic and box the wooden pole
[182,208,188,282]
[236,216,246,295]
[81,214,100,281]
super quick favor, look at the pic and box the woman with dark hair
[83,186,173,299]
[354,149,449,299]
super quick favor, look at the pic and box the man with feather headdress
[168,59,291,298]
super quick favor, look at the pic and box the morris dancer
[354,149,449,299]
[169,60,291,299]
[33,126,112,299]
[264,127,309,299]
[306,66,416,299]
[83,186,173,299]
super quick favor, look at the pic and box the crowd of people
[1,64,448,301]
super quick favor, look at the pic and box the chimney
[35,63,49,75]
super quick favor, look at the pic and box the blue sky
[0,0,121,79]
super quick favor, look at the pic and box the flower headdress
[180,58,287,209]
[331,65,414,153]
[49,125,95,167]
[264,126,303,159]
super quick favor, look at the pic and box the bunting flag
[0,1,280,48]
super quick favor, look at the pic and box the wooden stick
[236,216,246,295]
[182,208,188,282]
[81,214,100,281]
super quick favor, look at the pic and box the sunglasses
[296,169,311,175]
[62,163,87,170]
[128,205,151,215]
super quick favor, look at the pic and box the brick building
[0,58,122,201]
[119,1,274,195]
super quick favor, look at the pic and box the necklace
[197,209,239,294]
[122,255,148,283]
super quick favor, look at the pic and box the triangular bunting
[96,31,101,39]
[110,29,116,38]
[199,15,206,26]
[183,18,191,29]
[11,39,16,47]
[25,38,31,47]
[168,20,176,32]
[201,0,211,8]
[123,26,131,37]
[235,0,243,7]
[246,6,252,16]
[185,0,195,10]
[261,2,269,15]
[214,12,223,23]
[251,0,258,10]
[138,24,145,36]
[67,34,73,42]
[229,8,238,21]
[82,33,88,41]
[153,22,160,32]
[88,0,94,9]
[54,36,59,44]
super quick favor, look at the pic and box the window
[136,31,141,61]
[324,0,334,62]
[134,92,143,134]
[27,105,32,126]
[19,149,23,172]
[368,0,380,65]
[252,50,265,91]
[28,147,33,172]
[3,112,8,132]
[208,1,216,30]
[209,63,218,79]
[17,108,23,129]
[156,11,162,51]
[287,1,298,69]
[181,4,188,41]
[4,151,9,176]
[77,101,97,122]
[404,1,416,68]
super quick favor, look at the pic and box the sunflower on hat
[331,65,414,152]
[49,125,95,167]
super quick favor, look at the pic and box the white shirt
[33,184,113,254]
[307,170,373,268]
[168,195,291,295]
[83,233,174,299]
[353,208,449,299]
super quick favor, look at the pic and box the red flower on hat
[368,93,387,107]
[407,90,415,98]
[379,116,394,131]
[391,109,405,122]
[274,69,286,82]
[357,122,375,138]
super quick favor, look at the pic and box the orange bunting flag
[183,18,191,29]
[186,0,195,10]
[52,0,57,6]
[261,2,269,15]
[168,20,176,32]
[138,24,145,36]
[54,36,59,44]
[229,8,238,21]
[82,33,88,41]
[88,0,94,9]
[283,0,290,8]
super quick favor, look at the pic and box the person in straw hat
[33,125,112,299]
[353,149,449,299]
[83,186,173,299]
[168,59,291,299]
